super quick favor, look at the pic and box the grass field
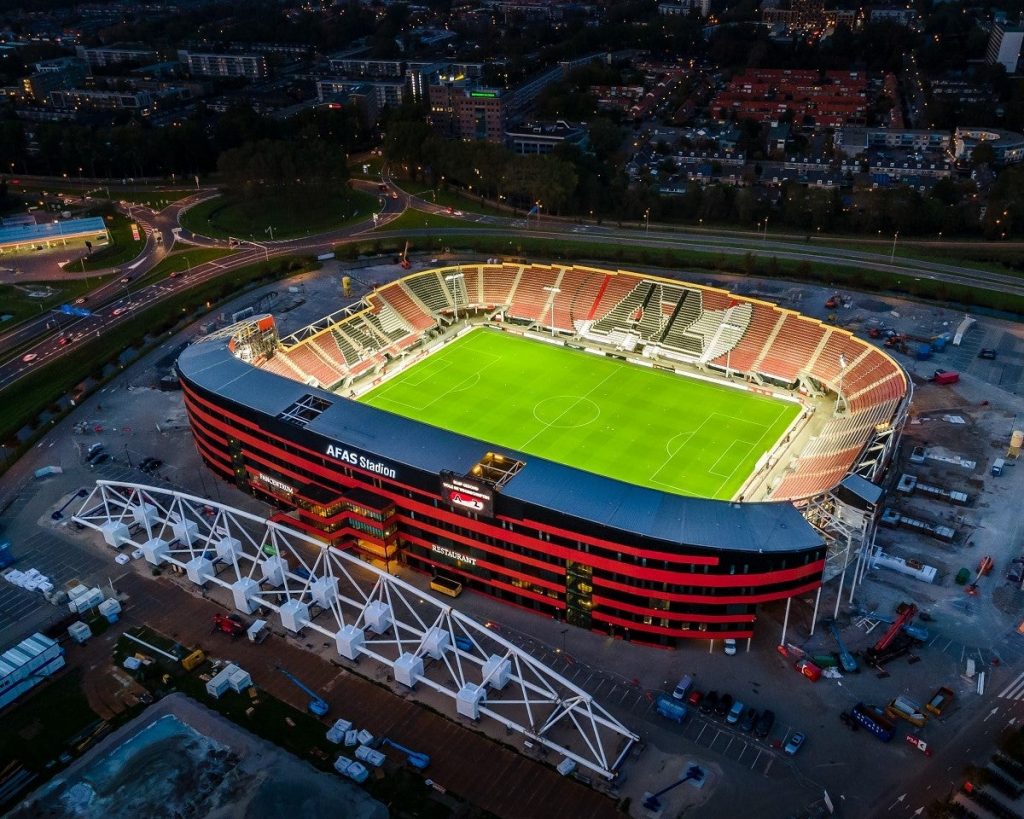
[180,188,379,240]
[360,330,798,499]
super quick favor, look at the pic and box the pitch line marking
[708,440,755,478]
[364,333,499,412]
[517,368,619,451]
[712,404,790,497]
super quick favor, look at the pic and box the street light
[837,354,847,416]
[890,230,899,263]
[644,208,650,233]
[543,285,560,336]
[445,271,464,321]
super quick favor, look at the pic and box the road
[1,176,1020,398]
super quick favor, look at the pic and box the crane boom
[873,603,917,654]
[827,620,859,673]
[275,665,329,717]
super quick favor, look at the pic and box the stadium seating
[461,265,484,305]
[375,302,414,340]
[380,285,435,331]
[286,342,345,387]
[507,265,563,322]
[482,264,522,306]
[756,314,822,382]
[405,271,453,313]
[711,302,780,373]
[552,266,606,331]
[591,281,652,336]
[254,263,908,503]
[587,274,640,323]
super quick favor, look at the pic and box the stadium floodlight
[543,286,560,336]
[445,271,464,321]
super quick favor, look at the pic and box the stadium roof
[179,335,822,555]
[0,216,108,249]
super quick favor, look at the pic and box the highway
[0,178,1019,397]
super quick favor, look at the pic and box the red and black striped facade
[179,356,826,648]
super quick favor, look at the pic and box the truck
[931,370,959,385]
[851,703,895,742]
[885,695,928,727]
[655,694,688,724]
[925,686,954,716]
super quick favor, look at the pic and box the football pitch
[360,329,799,499]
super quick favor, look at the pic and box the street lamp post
[543,285,560,336]
[890,231,899,263]
[445,271,464,321]
[763,216,769,245]
[644,209,650,233]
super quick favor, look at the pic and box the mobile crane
[864,602,919,667]
[826,620,859,674]
[275,665,329,717]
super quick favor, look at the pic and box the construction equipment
[826,620,859,674]
[211,613,244,640]
[381,737,430,770]
[643,764,706,811]
[925,686,954,716]
[399,241,411,270]
[966,556,994,595]
[276,665,329,717]
[885,695,927,727]
[864,602,920,666]
[181,649,206,671]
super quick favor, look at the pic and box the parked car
[729,696,745,724]
[715,693,733,717]
[783,731,805,755]
[86,447,106,463]
[672,674,694,701]
[755,709,775,739]
[740,708,759,733]
[686,689,703,707]
[723,638,737,656]
[979,348,997,360]
[1006,558,1024,584]
[91,453,110,466]
[700,690,719,715]
[726,700,745,725]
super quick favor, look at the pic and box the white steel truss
[73,481,639,781]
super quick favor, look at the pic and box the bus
[429,574,463,598]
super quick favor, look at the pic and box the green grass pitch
[360,329,800,499]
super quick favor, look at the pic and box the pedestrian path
[996,670,1024,701]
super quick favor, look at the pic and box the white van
[672,674,694,700]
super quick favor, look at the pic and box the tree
[217,139,348,201]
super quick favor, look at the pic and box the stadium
[177,262,911,648]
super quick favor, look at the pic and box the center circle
[533,396,601,429]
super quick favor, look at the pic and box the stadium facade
[178,263,910,648]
